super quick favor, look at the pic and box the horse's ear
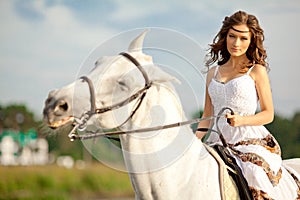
[128,29,149,53]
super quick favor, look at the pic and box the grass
[0,163,135,200]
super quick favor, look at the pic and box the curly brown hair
[206,11,268,70]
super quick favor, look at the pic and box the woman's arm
[226,64,274,126]
[196,68,215,139]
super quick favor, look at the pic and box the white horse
[43,31,300,200]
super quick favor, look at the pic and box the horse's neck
[119,83,206,172]
[121,83,194,148]
[134,82,187,126]
[118,83,221,199]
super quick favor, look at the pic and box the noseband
[68,52,233,147]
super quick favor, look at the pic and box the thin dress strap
[213,66,219,78]
[246,65,254,75]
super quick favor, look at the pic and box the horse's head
[43,30,178,130]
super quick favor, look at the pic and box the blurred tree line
[1,103,300,160]
[0,104,38,131]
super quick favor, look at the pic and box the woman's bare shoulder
[206,66,218,83]
[250,64,269,81]
[208,66,218,76]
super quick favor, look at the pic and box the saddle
[204,144,253,200]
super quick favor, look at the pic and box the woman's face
[226,24,251,57]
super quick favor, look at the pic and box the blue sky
[1,0,300,118]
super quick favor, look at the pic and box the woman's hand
[226,112,244,127]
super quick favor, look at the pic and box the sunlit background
[1,0,300,199]
[1,0,300,118]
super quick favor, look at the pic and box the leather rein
[68,52,232,147]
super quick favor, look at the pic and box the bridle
[68,52,233,147]
[82,52,152,116]
[68,52,152,140]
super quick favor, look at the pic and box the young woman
[196,11,300,199]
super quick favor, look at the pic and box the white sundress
[206,66,300,199]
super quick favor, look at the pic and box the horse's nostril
[58,101,68,111]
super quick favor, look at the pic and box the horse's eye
[118,80,126,87]
[118,80,129,91]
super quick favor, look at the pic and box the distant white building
[0,136,18,165]
[0,130,49,166]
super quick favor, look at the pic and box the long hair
[206,11,268,70]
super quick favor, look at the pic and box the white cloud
[109,0,170,22]
[0,0,116,117]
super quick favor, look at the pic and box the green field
[0,164,135,200]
